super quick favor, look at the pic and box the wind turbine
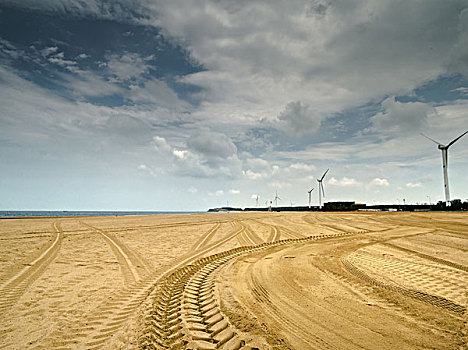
[317,169,329,208]
[274,190,281,207]
[255,195,259,207]
[307,188,314,208]
[422,130,468,205]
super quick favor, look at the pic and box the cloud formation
[1,1,468,210]
[369,178,390,187]
[370,97,435,135]
[277,101,323,136]
[328,177,361,187]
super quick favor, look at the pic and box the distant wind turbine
[422,130,468,205]
[274,190,281,207]
[255,195,259,207]
[307,188,314,208]
[317,169,329,208]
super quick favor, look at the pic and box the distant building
[323,201,363,211]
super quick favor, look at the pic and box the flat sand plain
[0,212,466,349]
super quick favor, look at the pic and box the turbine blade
[321,183,325,197]
[421,133,442,145]
[447,130,468,148]
[320,168,329,181]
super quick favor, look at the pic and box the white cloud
[188,186,198,193]
[245,158,270,171]
[370,97,434,135]
[166,129,243,178]
[369,178,390,187]
[328,177,361,187]
[137,164,147,170]
[40,46,58,57]
[128,78,187,110]
[215,190,224,196]
[173,149,188,159]
[288,162,316,172]
[187,129,237,161]
[152,136,171,152]
[63,70,124,97]
[243,169,267,180]
[450,87,468,95]
[229,189,240,194]
[268,181,291,189]
[277,101,324,136]
[251,194,258,199]
[406,182,422,188]
[106,53,149,82]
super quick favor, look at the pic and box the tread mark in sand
[341,255,466,314]
[0,222,63,313]
[382,242,468,272]
[79,222,246,349]
[192,223,222,251]
[139,230,362,349]
[81,221,142,285]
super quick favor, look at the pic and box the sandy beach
[0,212,466,349]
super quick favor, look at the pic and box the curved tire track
[82,222,145,285]
[139,230,363,349]
[267,226,280,242]
[0,222,63,313]
[246,266,335,349]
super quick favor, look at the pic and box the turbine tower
[317,169,329,208]
[307,188,314,208]
[274,190,281,207]
[255,195,259,207]
[422,131,468,205]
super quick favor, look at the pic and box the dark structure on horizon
[209,199,468,212]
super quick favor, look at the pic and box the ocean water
[0,211,202,218]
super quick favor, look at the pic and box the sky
[1,0,468,211]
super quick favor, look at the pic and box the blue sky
[1,0,467,210]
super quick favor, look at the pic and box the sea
[0,211,202,218]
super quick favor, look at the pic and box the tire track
[192,223,222,251]
[254,219,301,240]
[75,222,246,349]
[242,222,264,245]
[246,269,335,349]
[250,219,280,243]
[341,255,466,314]
[139,230,363,349]
[278,225,303,239]
[236,223,255,247]
[82,222,144,285]
[0,222,63,313]
[267,226,280,242]
[382,242,468,273]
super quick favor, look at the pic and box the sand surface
[0,212,466,349]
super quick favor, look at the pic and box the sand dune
[0,212,466,349]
